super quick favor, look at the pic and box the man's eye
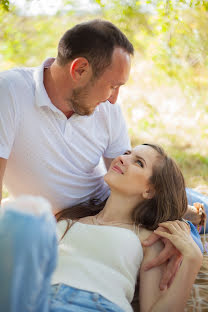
[136,160,144,168]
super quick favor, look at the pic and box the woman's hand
[154,220,202,261]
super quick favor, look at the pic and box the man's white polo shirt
[0,58,130,211]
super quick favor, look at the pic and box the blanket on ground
[185,234,208,312]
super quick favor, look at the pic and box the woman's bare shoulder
[77,216,93,224]
[138,226,164,256]
[138,226,153,243]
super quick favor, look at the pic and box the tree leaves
[0,0,10,11]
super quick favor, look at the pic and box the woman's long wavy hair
[55,144,188,232]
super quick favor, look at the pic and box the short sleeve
[0,76,18,159]
[104,103,131,158]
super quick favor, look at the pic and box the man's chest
[11,106,109,174]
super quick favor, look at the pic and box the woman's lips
[112,165,123,174]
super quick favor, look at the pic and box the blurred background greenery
[1,0,208,198]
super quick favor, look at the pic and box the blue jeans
[0,207,124,312]
[186,188,208,234]
[50,284,124,312]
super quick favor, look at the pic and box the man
[0,20,204,296]
[0,20,132,211]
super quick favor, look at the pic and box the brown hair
[56,144,188,231]
[56,19,134,78]
[132,144,188,230]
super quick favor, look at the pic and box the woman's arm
[139,221,203,312]
[139,236,167,312]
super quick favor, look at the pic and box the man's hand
[142,225,183,290]
[184,203,206,226]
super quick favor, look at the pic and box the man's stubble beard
[67,79,96,116]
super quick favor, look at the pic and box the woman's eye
[123,150,131,155]
[136,160,144,168]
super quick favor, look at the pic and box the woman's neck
[96,192,142,224]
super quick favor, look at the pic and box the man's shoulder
[0,66,36,90]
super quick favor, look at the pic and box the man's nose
[108,88,119,104]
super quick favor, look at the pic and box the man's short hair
[57,19,134,78]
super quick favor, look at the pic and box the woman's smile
[112,165,124,174]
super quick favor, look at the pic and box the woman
[0,144,203,312]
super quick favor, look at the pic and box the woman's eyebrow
[135,155,147,166]
[123,150,131,154]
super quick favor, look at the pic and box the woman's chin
[104,172,111,185]
[104,172,117,189]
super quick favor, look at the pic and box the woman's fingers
[153,230,173,241]
[143,239,176,270]
[158,221,181,235]
[158,220,190,234]
[175,220,190,232]
[154,229,187,255]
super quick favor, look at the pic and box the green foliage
[0,8,76,68]
[0,0,10,11]
[93,0,208,93]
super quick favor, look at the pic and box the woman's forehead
[133,145,152,153]
[133,145,158,161]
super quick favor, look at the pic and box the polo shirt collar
[33,57,100,116]
[34,58,61,113]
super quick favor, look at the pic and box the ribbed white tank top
[52,220,143,312]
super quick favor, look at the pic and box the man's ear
[69,57,92,83]
[142,187,155,200]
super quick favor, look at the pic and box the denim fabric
[0,209,57,312]
[186,188,208,234]
[0,209,124,312]
[49,284,124,312]
[187,221,203,253]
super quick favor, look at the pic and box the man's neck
[43,62,74,118]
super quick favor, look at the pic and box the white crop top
[52,220,144,312]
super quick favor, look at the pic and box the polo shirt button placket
[64,121,73,138]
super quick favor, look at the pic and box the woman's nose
[117,154,131,166]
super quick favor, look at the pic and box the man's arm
[0,158,7,204]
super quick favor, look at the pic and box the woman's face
[104,145,159,199]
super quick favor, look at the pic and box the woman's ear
[142,187,155,200]
[69,57,92,83]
